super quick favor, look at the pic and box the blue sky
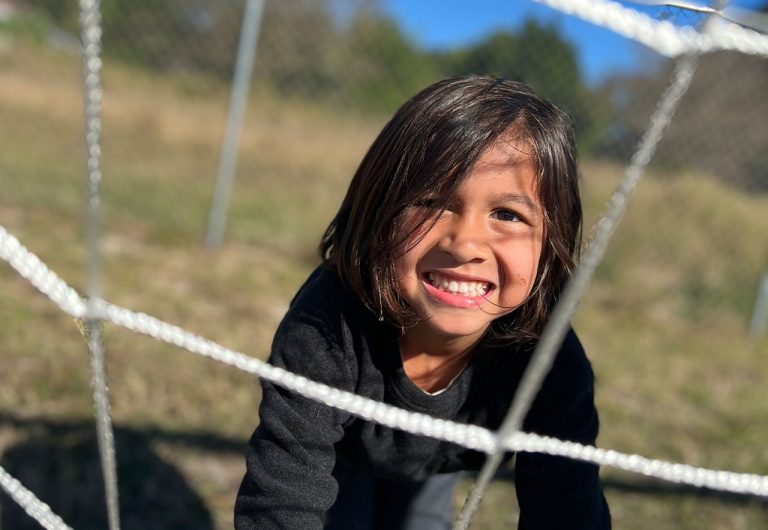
[380,0,767,84]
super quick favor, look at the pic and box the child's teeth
[428,273,489,297]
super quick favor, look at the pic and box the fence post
[205,0,266,248]
[749,267,768,338]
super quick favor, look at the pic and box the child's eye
[493,209,523,222]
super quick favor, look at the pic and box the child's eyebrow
[497,192,540,215]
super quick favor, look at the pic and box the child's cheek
[393,241,419,292]
[514,273,532,288]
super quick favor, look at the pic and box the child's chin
[424,317,492,340]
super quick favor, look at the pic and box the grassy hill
[1,40,767,529]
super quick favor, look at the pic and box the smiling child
[235,75,611,530]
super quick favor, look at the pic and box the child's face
[395,137,544,350]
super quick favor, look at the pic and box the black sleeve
[515,329,611,530]
[234,313,355,530]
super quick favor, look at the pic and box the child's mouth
[425,272,492,298]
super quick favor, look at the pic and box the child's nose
[438,215,490,263]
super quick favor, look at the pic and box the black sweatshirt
[235,265,611,529]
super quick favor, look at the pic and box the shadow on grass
[0,411,248,530]
[5,410,765,528]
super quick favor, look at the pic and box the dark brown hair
[320,75,581,341]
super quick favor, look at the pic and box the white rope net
[2,0,767,528]
[536,0,768,58]
[3,223,768,518]
[78,1,120,528]
[0,464,73,530]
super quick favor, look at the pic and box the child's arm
[515,330,612,529]
[234,315,355,529]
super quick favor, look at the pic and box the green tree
[339,9,440,112]
[22,0,79,30]
[599,50,768,191]
[435,20,609,153]
[253,0,340,96]
[23,0,246,77]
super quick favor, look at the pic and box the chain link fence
[1,1,767,529]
